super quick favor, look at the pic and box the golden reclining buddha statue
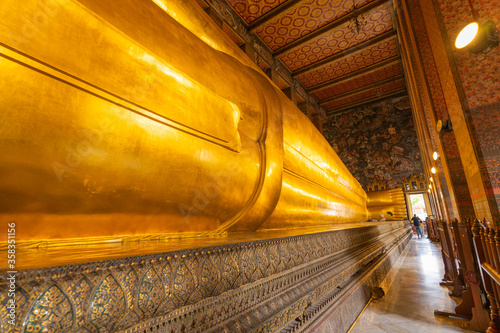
[0,0,404,269]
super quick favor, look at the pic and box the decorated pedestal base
[0,222,411,332]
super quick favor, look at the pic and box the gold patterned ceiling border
[327,88,407,115]
[278,3,394,73]
[320,74,404,105]
[308,55,400,93]
[312,61,402,100]
[323,78,406,109]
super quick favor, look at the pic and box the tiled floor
[350,235,477,333]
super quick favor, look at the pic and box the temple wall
[433,0,500,222]
[396,0,500,223]
[323,96,424,191]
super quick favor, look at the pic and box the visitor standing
[411,214,423,238]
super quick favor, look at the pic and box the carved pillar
[240,43,257,64]
[298,102,327,134]
[204,5,223,28]
[282,86,297,105]
[265,67,280,86]
[298,101,313,118]
[311,113,326,135]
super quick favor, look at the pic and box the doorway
[409,193,428,219]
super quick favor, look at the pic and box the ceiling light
[455,22,479,49]
[348,0,367,34]
[429,184,432,189]
[431,167,436,174]
[430,177,433,182]
[455,20,499,54]
[432,152,439,160]
[428,189,431,193]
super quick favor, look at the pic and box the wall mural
[323,95,424,190]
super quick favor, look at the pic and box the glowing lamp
[431,167,436,174]
[432,151,439,160]
[455,20,499,54]
[455,22,479,49]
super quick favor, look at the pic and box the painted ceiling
[223,0,406,114]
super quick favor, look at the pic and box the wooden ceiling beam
[326,88,407,115]
[319,74,404,104]
[293,29,396,76]
[307,55,400,93]
[248,0,306,31]
[273,0,389,57]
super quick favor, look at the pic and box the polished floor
[350,235,477,333]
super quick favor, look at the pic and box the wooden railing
[434,218,500,332]
[472,219,500,332]
[436,219,464,297]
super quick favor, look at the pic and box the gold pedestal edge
[0,221,411,332]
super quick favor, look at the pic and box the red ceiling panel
[322,78,405,109]
[380,78,405,92]
[254,0,375,50]
[225,0,288,24]
[312,61,401,100]
[323,88,378,109]
[220,0,404,115]
[279,3,393,71]
[296,36,398,87]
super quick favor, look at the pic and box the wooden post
[488,226,500,333]
[282,86,297,105]
[472,220,500,333]
[436,219,490,329]
[265,67,280,86]
[454,219,490,331]
[444,220,465,297]
[452,219,474,317]
[437,220,453,282]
